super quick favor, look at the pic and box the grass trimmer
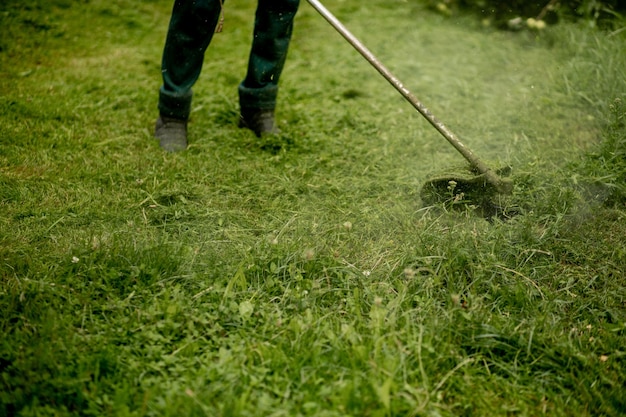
[306,0,514,204]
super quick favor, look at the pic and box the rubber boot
[238,108,278,137]
[155,116,188,152]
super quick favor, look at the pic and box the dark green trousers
[158,0,300,120]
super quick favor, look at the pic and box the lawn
[1,0,625,416]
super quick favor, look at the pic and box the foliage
[425,0,626,29]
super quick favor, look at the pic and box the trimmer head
[420,165,516,219]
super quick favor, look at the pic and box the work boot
[155,116,188,152]
[238,108,278,137]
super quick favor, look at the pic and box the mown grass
[1,0,625,416]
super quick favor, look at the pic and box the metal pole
[305,0,512,194]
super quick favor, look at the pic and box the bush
[427,0,625,29]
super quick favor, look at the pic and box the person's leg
[159,0,223,119]
[156,0,223,151]
[238,0,300,136]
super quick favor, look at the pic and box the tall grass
[1,0,625,416]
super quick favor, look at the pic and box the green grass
[1,0,625,415]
